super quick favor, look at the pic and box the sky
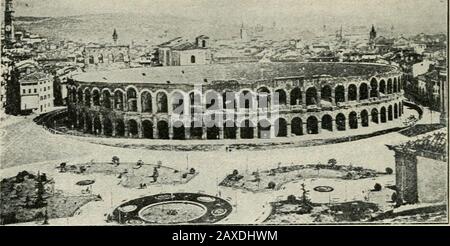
[9,0,449,33]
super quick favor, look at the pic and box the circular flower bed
[313,186,334,192]
[109,193,232,224]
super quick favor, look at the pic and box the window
[48,86,50,90]
[44,87,46,92]
[28,89,31,93]
[23,89,26,94]
[190,55,196,63]
[40,96,43,100]
[34,89,37,93]
[44,95,47,99]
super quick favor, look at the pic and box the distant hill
[15,13,241,44]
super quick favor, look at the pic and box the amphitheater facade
[67,62,405,140]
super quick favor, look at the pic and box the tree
[35,175,46,208]
[112,156,120,165]
[268,181,276,189]
[328,158,337,166]
[232,169,239,176]
[287,195,297,204]
[385,167,393,175]
[373,183,382,191]
[152,167,159,182]
[300,183,311,205]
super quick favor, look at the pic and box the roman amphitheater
[66,62,405,141]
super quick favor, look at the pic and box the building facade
[20,72,54,114]
[389,131,447,204]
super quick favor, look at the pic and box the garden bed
[58,161,198,188]
[0,171,101,225]
[219,161,386,193]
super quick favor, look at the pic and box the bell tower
[4,0,15,47]
[112,28,118,45]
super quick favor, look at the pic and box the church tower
[240,23,248,41]
[112,29,118,45]
[369,25,377,42]
[4,0,15,47]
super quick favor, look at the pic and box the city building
[388,130,447,204]
[20,72,54,114]
[156,36,212,66]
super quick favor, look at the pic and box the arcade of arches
[71,101,404,140]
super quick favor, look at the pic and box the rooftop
[391,130,447,161]
[20,72,52,83]
[72,62,399,85]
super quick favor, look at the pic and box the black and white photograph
[0,0,448,232]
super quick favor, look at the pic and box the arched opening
[361,110,369,127]
[84,90,91,107]
[388,105,393,121]
[116,53,124,62]
[240,120,254,139]
[224,120,236,139]
[290,87,302,105]
[127,88,138,112]
[306,116,318,134]
[190,55,196,64]
[71,89,77,103]
[114,90,124,110]
[206,91,220,110]
[102,90,111,108]
[306,87,317,106]
[85,114,92,133]
[258,119,271,139]
[336,113,346,131]
[348,84,357,101]
[394,103,398,118]
[274,89,287,105]
[189,92,202,115]
[115,119,125,137]
[274,118,287,137]
[172,91,185,115]
[98,54,103,63]
[190,121,203,139]
[222,91,237,110]
[399,102,403,116]
[172,121,185,140]
[128,120,138,137]
[393,78,398,93]
[89,55,94,64]
[370,78,378,98]
[387,79,393,94]
[207,125,220,139]
[321,114,333,132]
[156,92,168,113]
[291,117,303,136]
[142,120,153,139]
[349,112,358,129]
[359,83,369,100]
[379,80,386,95]
[157,121,169,139]
[371,108,379,124]
[77,89,83,103]
[380,107,387,123]
[92,90,100,106]
[202,40,206,48]
[77,114,84,130]
[239,90,253,109]
[93,116,102,135]
[257,87,271,109]
[103,118,113,136]
[141,91,152,113]
[335,85,345,103]
[321,85,332,103]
